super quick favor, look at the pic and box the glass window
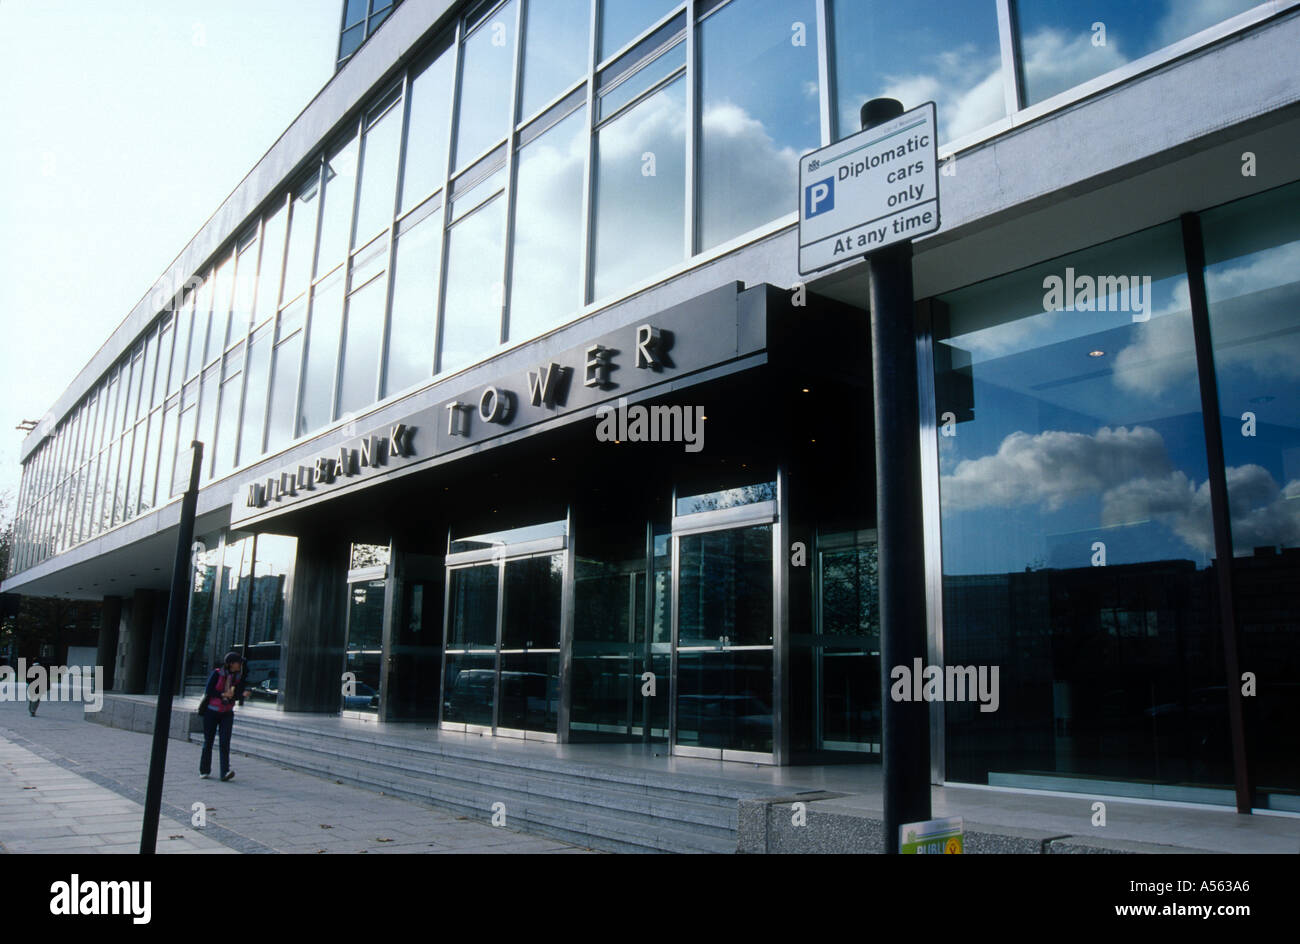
[440,194,506,373]
[453,0,517,170]
[592,76,686,301]
[138,331,158,419]
[232,236,260,340]
[933,223,1230,796]
[831,0,1004,144]
[284,174,321,304]
[698,0,819,252]
[139,411,160,514]
[401,43,456,214]
[195,365,220,480]
[266,327,303,453]
[211,346,244,477]
[169,291,192,394]
[520,0,590,119]
[344,0,367,29]
[600,0,678,60]
[299,268,346,436]
[509,105,587,342]
[340,23,365,63]
[155,321,173,404]
[189,275,214,376]
[157,400,177,508]
[318,136,360,276]
[1016,0,1259,107]
[240,325,273,464]
[1200,182,1300,807]
[337,272,387,417]
[212,252,236,352]
[255,206,287,325]
[597,37,683,120]
[354,96,403,248]
[385,213,441,395]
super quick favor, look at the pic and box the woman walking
[199,651,249,781]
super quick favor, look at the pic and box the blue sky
[0,0,339,507]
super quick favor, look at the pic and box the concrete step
[217,732,734,853]
[230,721,740,831]
[233,713,758,807]
[201,716,746,853]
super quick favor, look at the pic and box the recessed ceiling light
[1088,350,1106,358]
[801,388,810,393]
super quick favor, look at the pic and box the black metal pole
[862,99,932,853]
[140,441,203,854]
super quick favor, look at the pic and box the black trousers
[200,708,234,776]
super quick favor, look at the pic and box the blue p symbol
[805,177,834,218]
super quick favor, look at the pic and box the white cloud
[941,425,1171,512]
[944,423,1300,556]
[1019,26,1128,101]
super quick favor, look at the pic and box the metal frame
[914,297,947,784]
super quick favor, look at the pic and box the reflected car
[344,682,380,709]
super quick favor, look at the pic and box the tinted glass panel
[354,100,403,247]
[509,106,586,342]
[831,0,1003,144]
[600,0,678,60]
[255,206,287,323]
[240,327,272,463]
[934,223,1231,797]
[401,46,456,214]
[699,0,819,251]
[318,137,360,275]
[1016,0,1258,106]
[440,195,506,373]
[385,215,441,394]
[337,274,387,417]
[266,331,303,452]
[453,1,517,169]
[283,175,321,304]
[520,0,590,119]
[1201,182,1300,807]
[299,270,345,435]
[592,76,685,300]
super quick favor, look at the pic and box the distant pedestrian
[199,651,249,782]
[27,660,42,716]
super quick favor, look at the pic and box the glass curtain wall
[1199,182,1300,810]
[932,223,1233,800]
[11,0,1280,578]
[182,530,297,700]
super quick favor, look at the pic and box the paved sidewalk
[0,736,231,854]
[0,700,592,854]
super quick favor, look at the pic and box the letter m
[945,664,977,703]
[1096,275,1129,309]
[101,881,129,914]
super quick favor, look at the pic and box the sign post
[140,441,203,854]
[798,100,938,853]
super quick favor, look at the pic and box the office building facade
[5,0,1298,811]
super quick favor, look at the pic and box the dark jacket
[203,667,245,713]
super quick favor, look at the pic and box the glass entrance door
[672,501,778,761]
[441,519,567,740]
[344,577,386,716]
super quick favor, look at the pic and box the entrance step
[203,712,770,853]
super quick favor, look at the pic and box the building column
[282,536,350,712]
[119,589,159,694]
[97,595,122,691]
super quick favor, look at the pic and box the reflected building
[3,0,1298,813]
